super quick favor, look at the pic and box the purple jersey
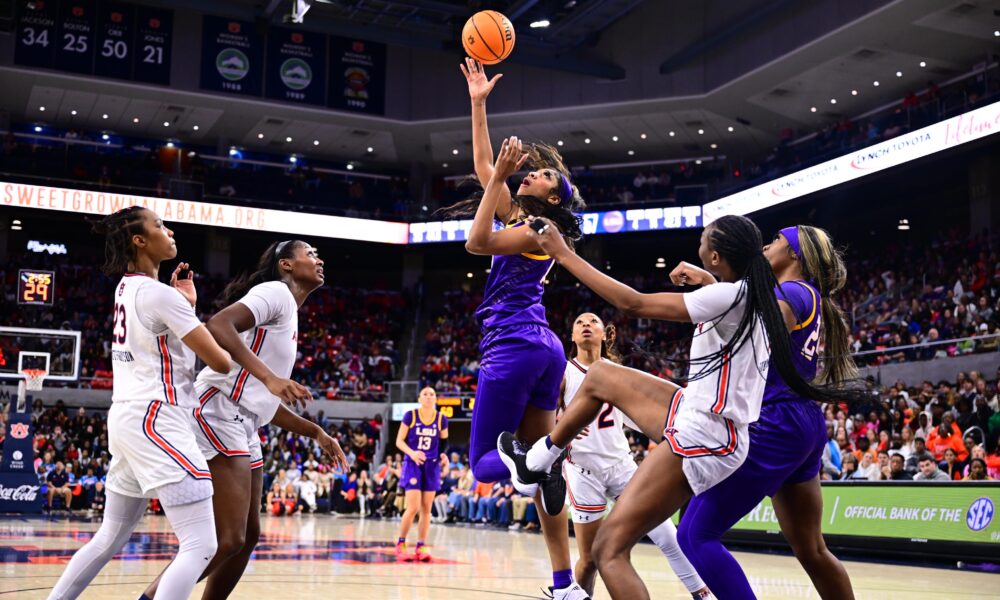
[762,280,821,405]
[403,409,447,457]
[474,219,555,332]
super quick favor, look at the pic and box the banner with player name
[408,206,703,244]
[200,15,265,97]
[703,98,1000,223]
[729,483,998,545]
[265,26,328,106]
[0,180,410,245]
[0,407,44,513]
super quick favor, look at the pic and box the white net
[22,369,47,391]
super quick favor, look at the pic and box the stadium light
[39,106,45,112]
[33,126,42,133]
[258,133,264,139]
[166,142,174,148]
[530,20,550,28]
[313,140,320,146]
[193,125,200,131]
[557,140,564,146]
[71,110,77,115]
[289,155,298,164]
[286,136,293,142]
[132,117,139,123]
[898,218,910,231]
[584,138,591,144]
[101,134,109,141]
[669,131,675,137]
[641,133,648,139]
[612,136,619,142]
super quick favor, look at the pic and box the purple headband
[557,174,573,205]
[779,226,801,256]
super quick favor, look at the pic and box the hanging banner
[14,0,59,69]
[328,36,386,115]
[200,15,264,97]
[265,26,327,106]
[132,5,173,85]
[54,0,97,74]
[94,1,134,81]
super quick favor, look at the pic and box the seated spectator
[91,481,106,513]
[926,418,968,462]
[964,458,992,480]
[883,453,913,480]
[905,437,934,474]
[46,461,73,511]
[939,447,965,481]
[914,456,951,481]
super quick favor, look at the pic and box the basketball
[462,10,515,65]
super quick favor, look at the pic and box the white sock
[157,497,218,600]
[47,491,147,600]
[526,436,563,473]
[647,518,707,594]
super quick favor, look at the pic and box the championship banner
[265,26,327,106]
[200,15,264,97]
[0,407,44,514]
[703,98,1000,223]
[408,205,703,244]
[328,36,386,115]
[54,0,97,75]
[0,180,410,245]
[730,484,998,545]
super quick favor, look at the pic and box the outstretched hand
[460,57,503,103]
[170,262,196,307]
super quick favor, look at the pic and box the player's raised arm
[460,57,514,222]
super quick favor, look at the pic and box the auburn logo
[10,423,29,439]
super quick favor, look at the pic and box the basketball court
[2,515,996,599]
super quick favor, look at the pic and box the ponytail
[217,240,301,307]
[795,225,858,385]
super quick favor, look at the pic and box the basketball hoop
[21,368,47,391]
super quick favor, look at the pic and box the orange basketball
[462,10,515,65]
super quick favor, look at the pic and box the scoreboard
[17,269,55,306]
[14,0,173,85]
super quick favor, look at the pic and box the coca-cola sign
[0,483,40,501]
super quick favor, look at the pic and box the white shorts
[661,390,749,496]
[106,400,213,498]
[192,385,264,469]
[564,457,637,524]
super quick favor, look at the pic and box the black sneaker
[497,431,544,496]
[538,448,567,516]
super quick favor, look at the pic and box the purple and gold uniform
[400,409,448,491]
[679,227,831,599]
[469,219,566,482]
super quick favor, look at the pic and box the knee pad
[156,477,213,507]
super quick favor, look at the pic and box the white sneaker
[547,582,591,600]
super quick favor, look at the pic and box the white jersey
[110,274,202,407]
[196,281,298,424]
[682,281,770,425]
[563,358,634,471]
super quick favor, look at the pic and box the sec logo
[967,497,994,532]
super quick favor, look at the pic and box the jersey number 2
[597,403,615,429]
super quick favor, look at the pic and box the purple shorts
[477,323,566,413]
[400,458,441,492]
[744,400,827,497]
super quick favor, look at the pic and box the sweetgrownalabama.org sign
[0,180,410,244]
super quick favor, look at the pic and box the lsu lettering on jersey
[682,281,770,426]
[110,273,202,407]
[563,358,633,471]
[196,281,298,424]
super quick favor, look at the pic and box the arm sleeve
[237,282,284,327]
[682,282,741,323]
[143,284,202,339]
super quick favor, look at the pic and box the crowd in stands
[819,369,1000,482]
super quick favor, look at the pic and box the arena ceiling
[2,0,998,172]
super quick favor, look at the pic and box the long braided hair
[688,215,867,404]
[437,142,585,240]
[91,206,148,275]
